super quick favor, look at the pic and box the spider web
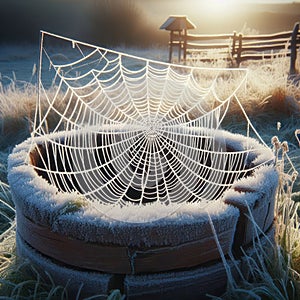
[30,31,273,220]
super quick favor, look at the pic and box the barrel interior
[29,131,254,204]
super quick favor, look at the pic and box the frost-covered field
[0,44,300,299]
[0,44,168,85]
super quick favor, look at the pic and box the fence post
[231,31,237,66]
[236,33,243,67]
[178,30,182,62]
[169,31,174,63]
[290,22,299,75]
[232,31,237,56]
[183,29,187,62]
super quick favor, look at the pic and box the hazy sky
[180,0,300,2]
[138,0,300,34]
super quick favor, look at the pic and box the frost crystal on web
[29,31,273,221]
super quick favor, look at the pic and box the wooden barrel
[8,128,278,298]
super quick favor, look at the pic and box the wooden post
[169,31,174,63]
[231,31,237,66]
[183,29,187,62]
[289,22,299,75]
[178,30,182,62]
[236,33,243,67]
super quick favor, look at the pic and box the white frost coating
[219,130,274,166]
[234,164,279,192]
[51,200,239,246]
[223,164,279,207]
[82,199,232,223]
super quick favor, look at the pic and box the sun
[203,0,237,8]
[199,0,240,18]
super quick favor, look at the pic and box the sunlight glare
[200,0,238,18]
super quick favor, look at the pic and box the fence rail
[169,22,300,74]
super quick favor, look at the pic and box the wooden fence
[169,22,300,74]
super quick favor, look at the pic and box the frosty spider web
[30,31,273,220]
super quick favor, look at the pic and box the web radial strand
[30,31,274,220]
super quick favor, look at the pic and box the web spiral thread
[29,31,273,219]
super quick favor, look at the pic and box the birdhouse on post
[160,16,196,63]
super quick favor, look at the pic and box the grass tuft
[210,136,300,300]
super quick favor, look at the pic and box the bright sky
[139,0,300,17]
[213,0,291,1]
[138,0,300,34]
[187,0,300,12]
[197,0,300,18]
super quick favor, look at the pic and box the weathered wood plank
[240,31,292,41]
[17,205,238,275]
[125,261,238,300]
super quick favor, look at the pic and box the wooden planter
[8,128,278,299]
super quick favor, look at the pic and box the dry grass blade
[210,136,300,300]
